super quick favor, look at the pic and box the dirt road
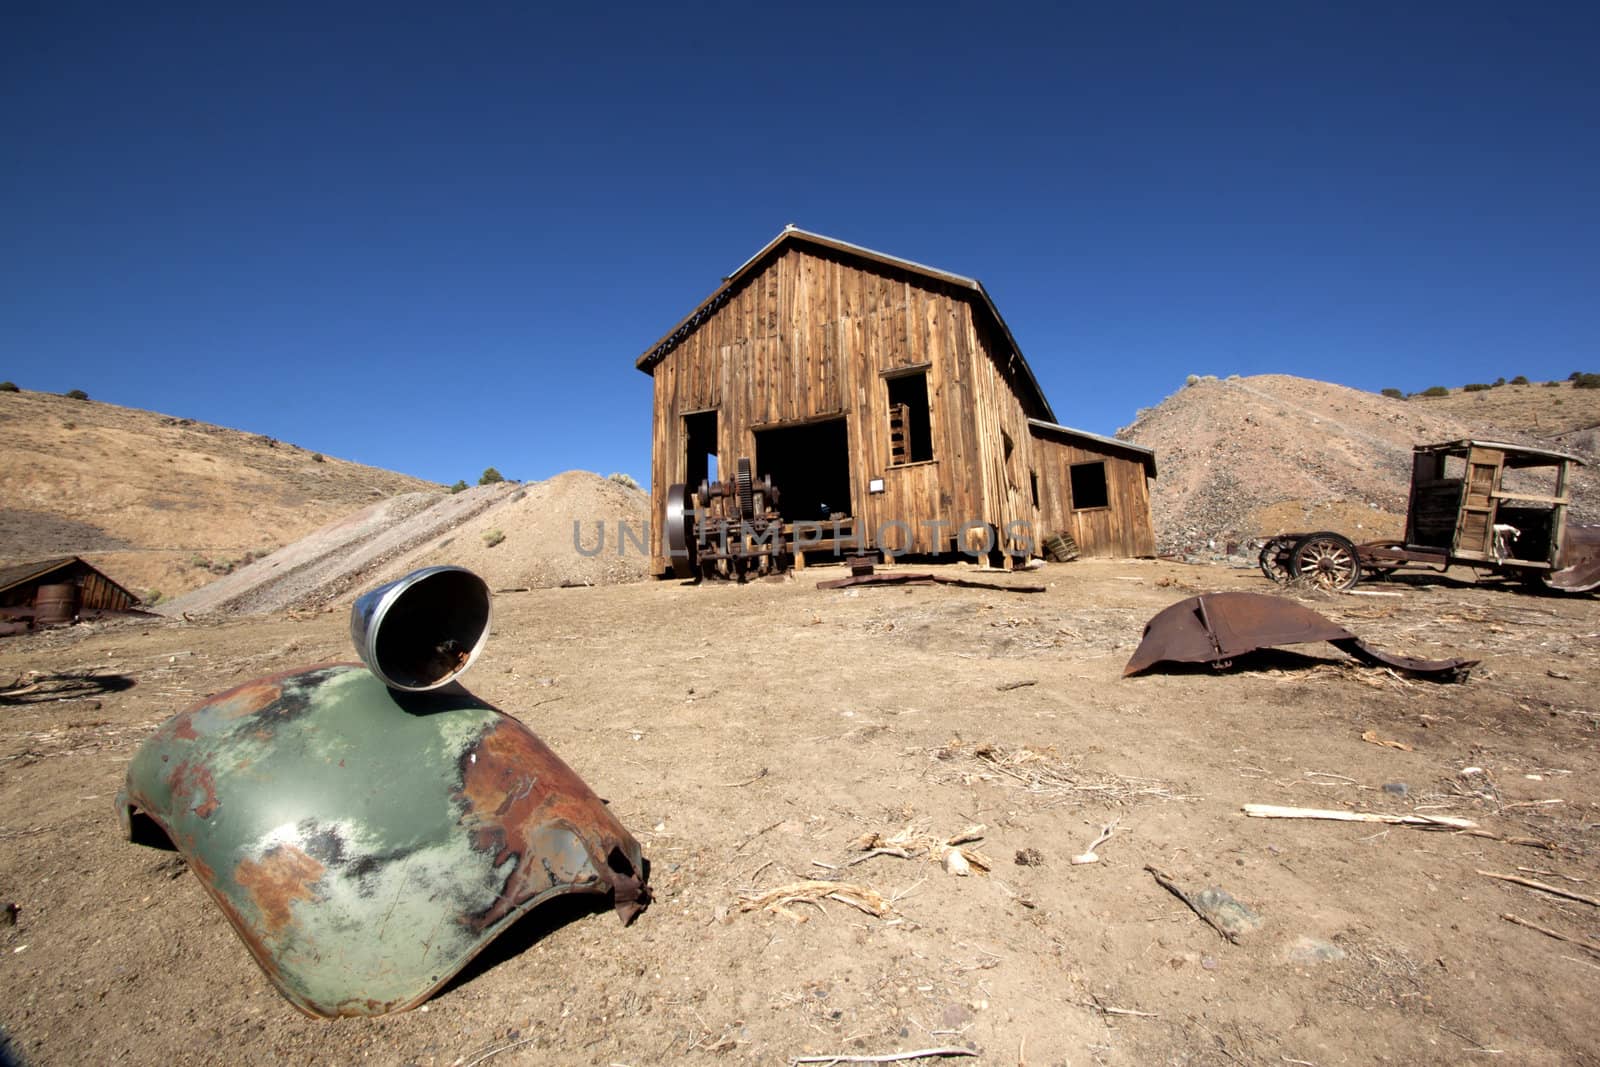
[1,560,1596,1065]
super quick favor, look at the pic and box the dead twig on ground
[1145,866,1240,944]
[1479,871,1600,909]
[1242,803,1477,830]
[1080,994,1158,1018]
[995,679,1036,692]
[734,819,784,855]
[847,824,991,873]
[1438,1023,1505,1056]
[790,1048,976,1066]
[1360,729,1413,751]
[1517,867,1587,883]
[1071,819,1119,865]
[739,880,893,922]
[719,767,769,787]
[932,740,1188,806]
[1500,913,1600,957]
[453,1035,538,1067]
[1457,829,1559,851]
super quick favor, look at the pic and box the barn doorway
[682,409,718,488]
[755,417,852,523]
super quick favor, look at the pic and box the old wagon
[1260,439,1600,594]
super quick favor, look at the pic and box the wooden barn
[636,227,1157,576]
[0,556,142,631]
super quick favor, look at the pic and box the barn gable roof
[634,227,1058,423]
[1028,419,1158,479]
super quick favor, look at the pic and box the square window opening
[887,372,933,464]
[1070,461,1109,510]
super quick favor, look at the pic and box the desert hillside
[0,388,438,600]
[1119,375,1600,555]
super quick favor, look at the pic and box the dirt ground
[1,558,1597,1066]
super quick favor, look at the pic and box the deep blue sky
[4,3,1597,485]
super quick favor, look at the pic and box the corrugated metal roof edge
[634,226,1057,424]
[1416,439,1586,467]
[1027,418,1158,478]
[0,556,81,596]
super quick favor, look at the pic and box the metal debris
[117,567,648,1018]
[816,572,1045,592]
[1123,592,1477,681]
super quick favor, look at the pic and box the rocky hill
[1118,375,1600,556]
[0,388,438,601]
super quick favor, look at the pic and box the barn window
[886,371,933,464]
[1070,461,1109,510]
[682,410,718,487]
[1030,470,1039,509]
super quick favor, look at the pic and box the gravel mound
[361,470,649,595]
[159,472,648,616]
[1118,374,1598,557]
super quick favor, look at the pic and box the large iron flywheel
[665,482,697,579]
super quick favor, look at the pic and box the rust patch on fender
[235,845,327,936]
[194,663,354,724]
[166,759,220,819]
[206,678,289,720]
[455,720,647,927]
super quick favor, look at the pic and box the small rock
[1201,955,1218,971]
[1191,887,1263,941]
[1382,782,1409,797]
[1014,848,1045,866]
[1287,936,1347,965]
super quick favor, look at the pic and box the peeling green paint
[118,664,647,1017]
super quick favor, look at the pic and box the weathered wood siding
[1030,432,1156,558]
[643,236,1151,572]
[965,318,1053,555]
[648,246,1015,570]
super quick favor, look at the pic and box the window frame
[1069,460,1111,512]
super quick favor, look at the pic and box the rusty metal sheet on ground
[816,572,1045,592]
[1123,591,1476,681]
[117,664,647,1018]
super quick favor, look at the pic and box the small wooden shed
[635,227,1157,575]
[0,556,141,628]
[1027,420,1157,558]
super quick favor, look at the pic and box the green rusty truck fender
[116,663,648,1018]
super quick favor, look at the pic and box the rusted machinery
[665,457,788,580]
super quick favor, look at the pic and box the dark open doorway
[683,410,718,488]
[755,417,852,523]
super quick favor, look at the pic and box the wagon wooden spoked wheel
[1290,531,1362,591]
[1258,536,1298,583]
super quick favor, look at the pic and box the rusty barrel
[34,583,79,626]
